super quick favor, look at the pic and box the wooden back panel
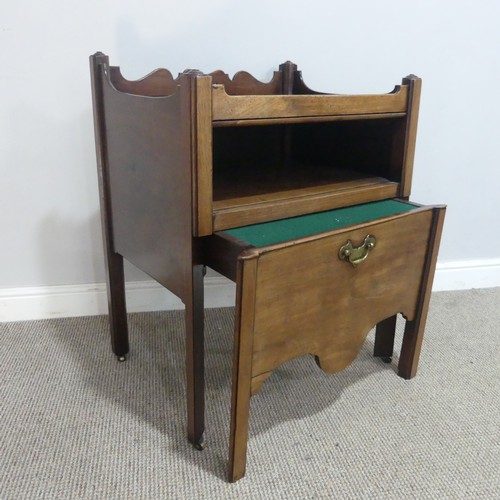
[108,65,284,97]
[209,70,282,95]
[109,66,179,96]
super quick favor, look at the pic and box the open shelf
[213,165,399,230]
[96,58,420,236]
[211,117,405,229]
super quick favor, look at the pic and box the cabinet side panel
[101,72,192,300]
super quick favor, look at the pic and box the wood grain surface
[212,84,408,121]
[238,207,436,381]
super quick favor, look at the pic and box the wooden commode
[90,53,445,482]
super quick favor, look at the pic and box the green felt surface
[224,200,415,247]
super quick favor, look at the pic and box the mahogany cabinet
[90,53,445,481]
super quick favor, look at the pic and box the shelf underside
[212,166,399,230]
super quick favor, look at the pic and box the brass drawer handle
[339,235,376,267]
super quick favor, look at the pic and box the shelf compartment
[212,168,399,230]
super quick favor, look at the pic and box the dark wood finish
[293,67,328,95]
[90,54,206,451]
[210,69,282,96]
[279,62,295,171]
[279,61,297,94]
[374,315,398,361]
[98,65,193,299]
[109,66,178,97]
[90,55,442,482]
[185,264,205,446]
[90,53,129,358]
[203,232,252,282]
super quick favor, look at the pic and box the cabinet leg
[398,319,424,379]
[228,258,257,482]
[374,315,397,363]
[185,265,205,449]
[228,354,252,482]
[398,207,445,380]
[105,252,129,359]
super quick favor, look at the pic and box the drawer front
[232,206,444,391]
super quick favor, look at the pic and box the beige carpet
[1,288,499,499]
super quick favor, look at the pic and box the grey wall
[1,0,499,290]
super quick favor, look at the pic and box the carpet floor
[1,288,499,499]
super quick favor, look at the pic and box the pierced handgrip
[339,235,376,267]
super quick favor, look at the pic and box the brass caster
[117,355,126,362]
[193,436,206,451]
[381,356,392,364]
